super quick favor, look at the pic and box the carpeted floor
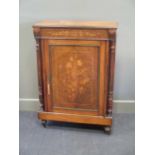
[19,112,135,155]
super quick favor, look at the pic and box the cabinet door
[42,40,109,116]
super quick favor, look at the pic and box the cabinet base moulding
[38,111,112,126]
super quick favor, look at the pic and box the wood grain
[33,20,118,29]
[38,111,112,126]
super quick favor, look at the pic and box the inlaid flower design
[52,45,98,109]
[60,53,90,102]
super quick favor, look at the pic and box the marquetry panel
[49,44,99,111]
[40,28,110,40]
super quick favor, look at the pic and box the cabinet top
[33,20,118,29]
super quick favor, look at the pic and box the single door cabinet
[33,20,117,133]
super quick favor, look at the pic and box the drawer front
[40,28,111,40]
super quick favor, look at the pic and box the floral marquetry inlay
[50,45,99,110]
[63,53,90,102]
[41,29,109,39]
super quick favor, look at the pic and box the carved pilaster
[33,27,44,110]
[107,29,116,116]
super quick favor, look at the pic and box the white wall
[19,0,135,110]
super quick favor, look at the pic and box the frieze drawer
[35,28,115,40]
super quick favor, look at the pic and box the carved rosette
[33,27,44,109]
[107,29,116,116]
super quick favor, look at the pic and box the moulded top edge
[33,20,118,29]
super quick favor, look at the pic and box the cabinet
[33,21,117,133]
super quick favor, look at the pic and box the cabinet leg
[41,120,48,128]
[103,126,112,134]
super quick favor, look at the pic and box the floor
[19,112,135,155]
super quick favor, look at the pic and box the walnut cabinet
[33,21,117,133]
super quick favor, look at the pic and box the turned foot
[104,126,112,134]
[41,120,48,128]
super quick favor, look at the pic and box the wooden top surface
[33,20,118,29]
